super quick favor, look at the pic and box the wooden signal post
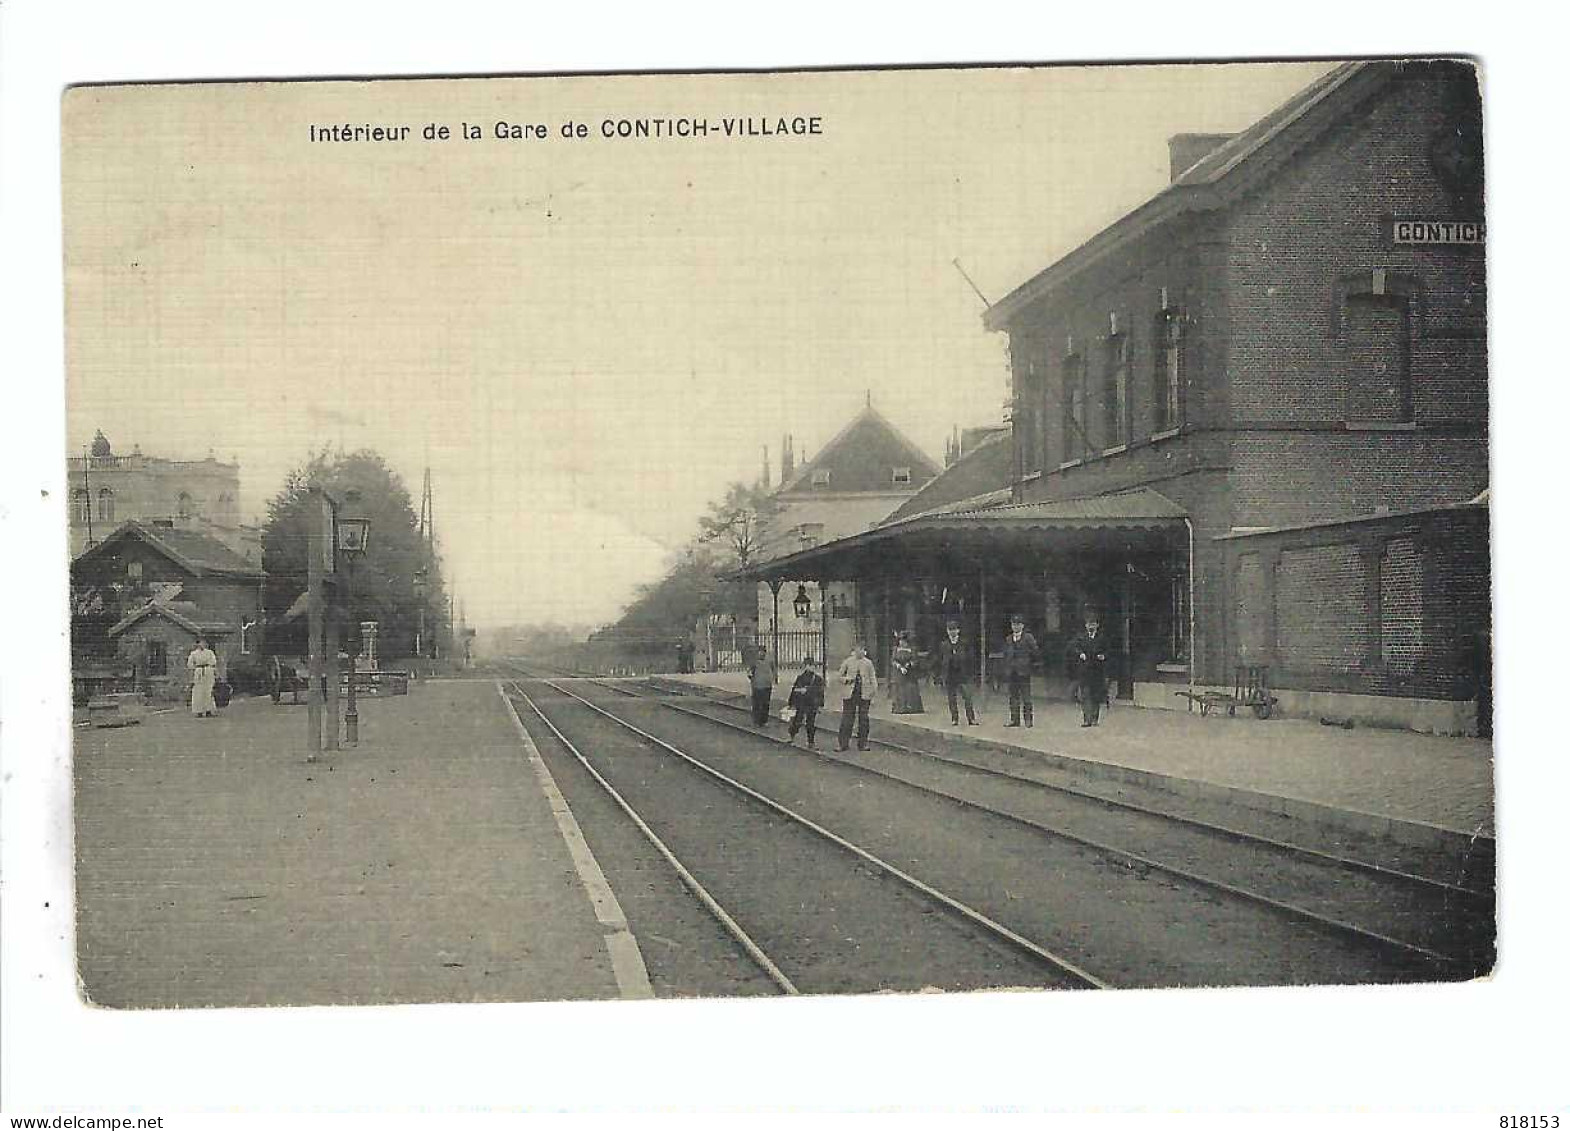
[305,486,343,761]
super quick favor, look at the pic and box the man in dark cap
[1001,613,1038,727]
[785,656,827,747]
[1067,605,1111,727]
[937,618,978,726]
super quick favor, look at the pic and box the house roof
[74,519,264,579]
[108,599,233,640]
[983,61,1395,329]
[778,403,942,496]
[883,430,1013,524]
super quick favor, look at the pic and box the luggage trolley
[1175,664,1277,720]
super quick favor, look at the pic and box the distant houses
[749,401,944,672]
[68,433,271,702]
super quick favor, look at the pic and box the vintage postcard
[62,59,1491,1011]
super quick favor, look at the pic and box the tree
[696,481,783,570]
[260,447,448,660]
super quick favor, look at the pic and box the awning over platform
[739,487,1189,581]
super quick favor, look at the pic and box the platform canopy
[737,487,1189,583]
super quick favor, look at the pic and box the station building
[743,61,1489,734]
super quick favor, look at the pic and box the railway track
[609,674,1488,894]
[507,677,1104,994]
[504,662,1492,990]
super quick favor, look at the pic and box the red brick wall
[119,618,199,703]
[1276,543,1368,672]
[1222,63,1487,526]
[1222,507,1488,700]
[994,62,1488,691]
[1380,537,1424,676]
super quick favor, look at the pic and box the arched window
[98,488,114,523]
[72,490,90,524]
[177,492,193,520]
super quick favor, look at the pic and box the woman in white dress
[187,637,218,717]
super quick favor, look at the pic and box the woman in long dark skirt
[890,631,925,714]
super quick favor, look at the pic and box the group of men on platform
[743,605,1113,752]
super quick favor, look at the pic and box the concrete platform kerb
[647,672,1495,858]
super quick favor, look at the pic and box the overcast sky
[63,61,1334,629]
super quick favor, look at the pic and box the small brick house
[743,61,1489,733]
[71,520,266,702]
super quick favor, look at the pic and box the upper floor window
[810,469,832,489]
[72,489,90,525]
[177,492,193,519]
[1344,293,1412,423]
[891,467,912,486]
[1103,335,1129,449]
[97,488,115,523]
[1061,353,1088,462]
[1016,346,1044,477]
[1153,309,1185,432]
[127,560,143,583]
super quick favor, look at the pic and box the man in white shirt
[835,641,878,751]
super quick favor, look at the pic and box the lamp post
[792,583,813,669]
[767,578,783,667]
[413,568,427,681]
[335,493,371,747]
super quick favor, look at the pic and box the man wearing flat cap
[1001,613,1038,727]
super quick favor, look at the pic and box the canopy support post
[978,559,988,690]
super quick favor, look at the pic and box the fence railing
[764,628,823,670]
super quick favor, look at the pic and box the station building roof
[740,487,1188,581]
[982,61,1394,330]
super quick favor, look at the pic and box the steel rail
[508,681,798,995]
[567,674,1473,973]
[536,677,1111,990]
[610,674,1491,903]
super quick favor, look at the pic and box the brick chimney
[1167,133,1236,182]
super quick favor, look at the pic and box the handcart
[1175,664,1277,719]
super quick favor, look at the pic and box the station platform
[73,679,634,1008]
[647,671,1496,853]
